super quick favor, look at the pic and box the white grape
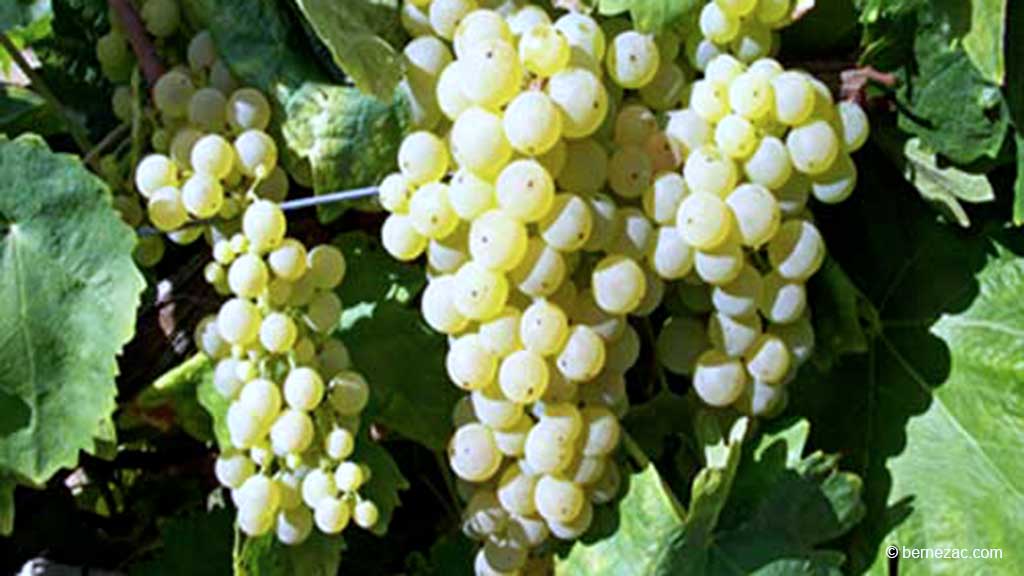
[693,350,748,406]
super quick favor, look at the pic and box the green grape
[400,1,432,37]
[499,349,550,403]
[283,367,324,411]
[759,272,807,324]
[226,402,264,449]
[153,70,195,118]
[726,183,781,247]
[268,239,308,281]
[305,291,342,333]
[497,464,538,516]
[776,172,811,216]
[259,312,298,353]
[748,58,784,81]
[556,139,608,194]
[111,86,132,122]
[519,23,571,77]
[548,499,593,541]
[170,128,202,170]
[135,154,178,198]
[608,145,653,199]
[477,540,527,575]
[649,226,696,280]
[243,200,287,253]
[213,358,244,399]
[188,30,217,71]
[730,21,773,63]
[398,131,449,186]
[508,4,550,36]
[705,54,745,85]
[141,0,180,38]
[210,60,239,95]
[189,88,227,131]
[735,378,786,417]
[447,333,498,391]
[729,71,773,120]
[771,72,814,126]
[693,349,748,406]
[191,134,234,180]
[591,255,646,315]
[566,453,607,486]
[614,104,658,147]
[428,227,469,274]
[687,35,724,71]
[421,275,469,334]
[181,173,224,219]
[215,452,255,489]
[276,508,313,545]
[328,371,370,415]
[353,500,379,530]
[479,307,522,358]
[665,109,712,153]
[547,68,609,139]
[314,497,351,534]
[454,9,512,58]
[453,260,509,321]
[496,160,555,222]
[334,461,366,492]
[461,38,522,109]
[743,135,792,190]
[520,299,569,357]
[238,379,282,427]
[684,146,738,197]
[676,191,733,250]
[451,107,512,178]
[428,0,478,40]
[382,213,428,261]
[378,173,413,213]
[270,409,314,455]
[403,36,453,85]
[503,91,563,156]
[227,88,272,131]
[510,238,566,297]
[307,245,346,289]
[325,426,355,460]
[234,130,278,178]
[711,263,762,318]
[409,182,459,240]
[147,186,187,231]
[553,13,606,63]
[448,423,502,482]
[837,101,869,152]
[556,326,605,382]
[469,210,528,272]
[539,194,592,252]
[643,172,688,225]
[534,475,584,523]
[757,0,793,26]
[786,120,840,175]
[767,220,825,281]
[572,289,625,341]
[524,420,574,474]
[768,313,815,366]
[811,152,857,204]
[436,62,471,121]
[537,139,570,180]
[639,62,686,111]
[699,2,740,43]
[656,315,710,375]
[301,469,337,509]
[744,334,791,383]
[579,406,620,457]
[695,234,744,286]
[96,31,130,80]
[319,338,353,378]
[609,207,654,260]
[606,31,660,89]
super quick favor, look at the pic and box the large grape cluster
[194,200,382,543]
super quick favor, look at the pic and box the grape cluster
[688,0,789,67]
[379,3,698,572]
[195,200,381,543]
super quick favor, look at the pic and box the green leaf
[808,257,871,369]
[292,0,404,100]
[351,434,409,536]
[334,232,456,451]
[854,0,923,23]
[196,356,232,448]
[124,353,216,443]
[895,3,1010,164]
[239,531,344,576]
[863,252,1024,575]
[596,0,702,33]
[622,390,690,461]
[0,135,143,485]
[1015,133,1024,225]
[877,131,996,227]
[0,0,50,32]
[409,532,475,576]
[779,0,859,58]
[962,0,1008,85]
[129,507,234,576]
[0,476,13,536]
[786,145,1024,573]
[181,0,409,220]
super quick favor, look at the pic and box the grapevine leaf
[962,0,1008,85]
[123,353,216,443]
[1016,133,1024,225]
[351,434,409,536]
[853,0,924,23]
[787,145,1024,573]
[129,507,234,576]
[239,531,344,576]
[0,13,52,74]
[779,0,859,58]
[0,0,50,32]
[808,257,870,370]
[875,129,995,227]
[292,0,404,100]
[596,0,702,33]
[0,136,143,485]
[334,232,456,451]
[181,0,408,221]
[408,532,475,576]
[622,390,690,461]
[0,476,13,536]
[894,3,1009,165]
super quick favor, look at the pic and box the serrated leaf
[129,508,234,576]
[962,0,1007,85]
[597,0,701,33]
[0,135,143,486]
[239,531,344,576]
[864,253,1024,575]
[787,145,1024,573]
[292,0,404,100]
[0,0,50,32]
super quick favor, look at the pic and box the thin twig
[84,122,131,165]
[0,32,95,161]
[107,0,165,87]
[433,450,462,517]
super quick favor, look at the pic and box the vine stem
[0,32,95,162]
[107,0,165,87]
[84,122,131,165]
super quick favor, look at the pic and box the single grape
[382,213,428,261]
[760,272,807,324]
[699,3,740,43]
[557,139,609,194]
[260,312,298,353]
[135,154,178,198]
[147,186,187,232]
[771,72,815,126]
[328,371,370,415]
[234,130,278,178]
[496,160,555,222]
[811,153,857,204]
[314,497,351,534]
[270,409,314,455]
[837,100,870,152]
[451,107,512,178]
[547,68,609,139]
[591,255,646,315]
[448,423,502,482]
[453,261,509,321]
[428,0,478,40]
[153,70,195,118]
[608,146,653,199]
[181,172,224,219]
[744,334,792,383]
[510,238,566,297]
[693,349,748,406]
[726,183,781,247]
[503,91,563,156]
[712,264,763,318]
[767,220,826,281]
[676,192,733,250]
[421,275,470,334]
[446,334,498,391]
[649,225,696,280]
[398,131,449,185]
[606,31,660,89]
[708,311,763,357]
[787,120,840,175]
[534,475,585,523]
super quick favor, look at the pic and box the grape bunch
[688,0,791,67]
[378,3,694,573]
[195,200,382,543]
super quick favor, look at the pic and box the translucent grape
[757,0,793,26]
[301,469,337,508]
[404,36,454,85]
[693,350,748,406]
[615,104,658,147]
[454,9,512,58]
[712,264,763,318]
[191,134,234,180]
[760,272,807,323]
[436,62,471,121]
[606,31,660,89]
[153,70,194,118]
[259,312,297,353]
[745,334,791,383]
[453,261,509,320]
[767,220,825,281]
[283,367,324,411]
[649,226,696,280]
[472,385,524,430]
[837,100,870,152]
[428,0,478,40]
[226,88,271,131]
[743,135,793,189]
[270,409,314,455]
[709,310,762,357]
[353,501,380,530]
[643,172,688,225]
[608,146,653,199]
[665,109,712,153]
[690,80,730,123]
[553,13,606,63]
[510,238,566,297]
[523,420,574,474]
[499,349,549,403]
[451,107,512,178]
[591,255,646,315]
[656,316,710,375]
[147,186,187,232]
[181,172,224,219]
[328,371,370,415]
[496,160,555,222]
[503,91,563,156]
[729,71,773,120]
[639,62,686,111]
[421,275,469,334]
[786,120,840,175]
[325,427,355,460]
[334,461,366,492]
[726,183,781,247]
[308,245,346,289]
[135,154,178,198]
[811,153,857,204]
[243,200,287,253]
[381,213,428,261]
[305,291,342,333]
[409,182,459,240]
[188,88,227,131]
[268,239,308,281]
[534,475,584,523]
[730,22,774,63]
[676,192,733,250]
[448,423,502,481]
[497,464,538,516]
[684,146,738,197]
[557,139,609,194]
[447,334,498,391]
[695,235,744,285]
[547,68,609,139]
[768,313,815,367]
[428,229,469,274]
[776,172,811,216]
[398,131,449,186]
[699,3,740,43]
[461,39,522,108]
[314,497,351,534]
[714,114,759,159]
[556,326,605,381]
[771,72,815,126]
[519,23,571,77]
[609,207,654,260]
[276,508,313,545]
[234,130,278,178]
[141,0,180,37]
[469,210,528,272]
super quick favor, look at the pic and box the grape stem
[107,0,165,87]
[0,32,96,164]
[84,122,131,166]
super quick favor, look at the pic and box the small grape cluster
[689,0,790,66]
[195,200,381,544]
[378,3,696,573]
